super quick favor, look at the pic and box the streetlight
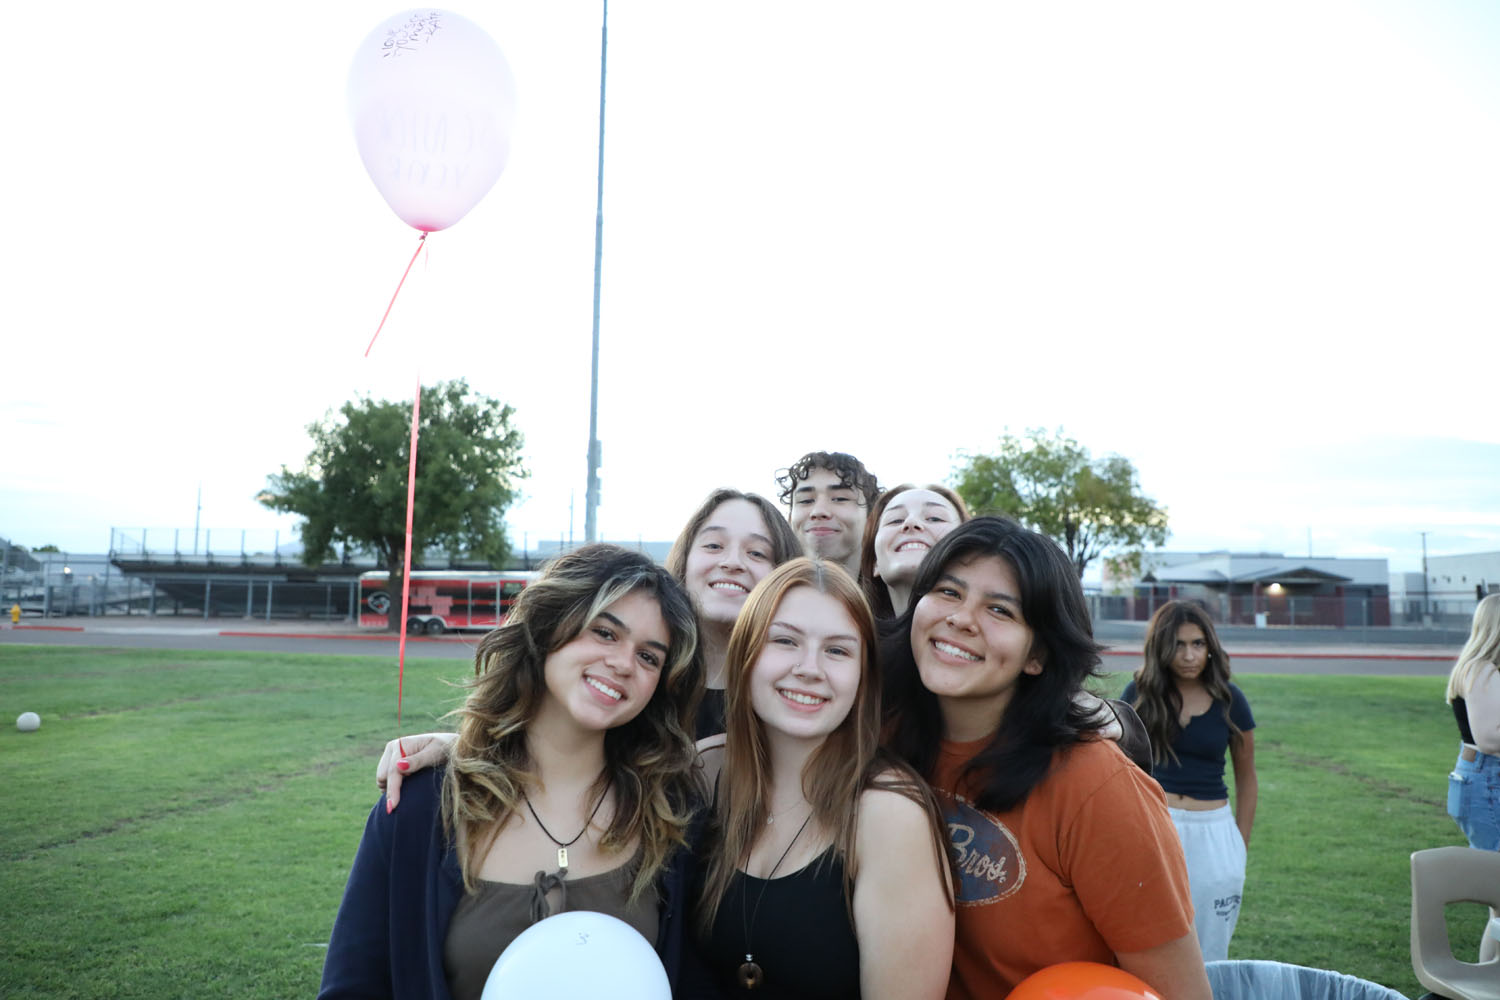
[1420,531,1430,623]
[584,0,608,543]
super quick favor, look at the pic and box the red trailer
[358,570,538,634]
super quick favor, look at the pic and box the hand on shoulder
[376,732,456,811]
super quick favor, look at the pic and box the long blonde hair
[442,544,705,900]
[1447,593,1500,703]
[696,558,948,934]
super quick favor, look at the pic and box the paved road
[1,617,1459,676]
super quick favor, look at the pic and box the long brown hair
[857,483,970,618]
[442,544,705,900]
[696,558,949,934]
[665,488,801,586]
[1131,600,1241,766]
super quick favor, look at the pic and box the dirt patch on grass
[3,741,385,862]
[1262,739,1439,807]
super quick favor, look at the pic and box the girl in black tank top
[688,560,953,1000]
[697,847,859,998]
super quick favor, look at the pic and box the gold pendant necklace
[737,810,813,991]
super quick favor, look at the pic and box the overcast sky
[4,1,1497,575]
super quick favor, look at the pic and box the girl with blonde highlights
[692,558,953,999]
[321,544,706,1000]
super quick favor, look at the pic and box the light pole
[1420,531,1430,622]
[584,0,608,543]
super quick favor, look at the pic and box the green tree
[951,428,1168,578]
[259,379,526,630]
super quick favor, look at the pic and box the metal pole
[584,0,608,544]
[266,579,273,622]
[1420,531,1430,620]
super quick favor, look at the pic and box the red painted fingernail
[386,798,394,814]
[396,759,410,772]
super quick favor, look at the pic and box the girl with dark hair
[666,489,803,738]
[1121,601,1257,962]
[320,544,706,1000]
[858,483,969,619]
[693,558,953,999]
[881,517,1209,999]
[861,485,1155,774]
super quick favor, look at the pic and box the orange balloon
[1007,962,1163,1000]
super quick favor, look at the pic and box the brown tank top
[443,848,658,1000]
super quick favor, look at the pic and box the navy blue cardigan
[318,768,703,999]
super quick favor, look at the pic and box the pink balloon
[348,9,517,232]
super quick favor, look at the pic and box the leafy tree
[951,428,1168,578]
[259,379,526,630]
[31,544,61,553]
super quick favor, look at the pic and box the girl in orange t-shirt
[880,517,1212,999]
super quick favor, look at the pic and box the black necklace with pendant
[737,809,814,990]
[522,774,613,873]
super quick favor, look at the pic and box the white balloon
[481,911,670,1000]
[348,9,517,232]
[16,711,40,732]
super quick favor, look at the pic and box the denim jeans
[1447,747,1500,851]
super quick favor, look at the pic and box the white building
[1393,551,1500,623]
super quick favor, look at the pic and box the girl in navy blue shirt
[1123,601,1257,962]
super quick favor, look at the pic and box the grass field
[0,643,1483,998]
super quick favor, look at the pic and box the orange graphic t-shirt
[933,737,1194,999]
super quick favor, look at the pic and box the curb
[216,630,467,642]
[1098,649,1452,663]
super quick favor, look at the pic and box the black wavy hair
[880,516,1108,812]
[775,451,880,508]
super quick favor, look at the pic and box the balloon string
[365,232,428,358]
[394,372,422,745]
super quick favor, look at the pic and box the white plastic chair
[1410,846,1500,1000]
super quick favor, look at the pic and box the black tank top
[697,688,727,741]
[1454,697,1475,744]
[698,848,861,999]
